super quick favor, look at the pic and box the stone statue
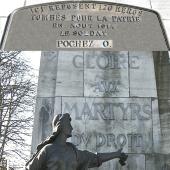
[26,113,128,170]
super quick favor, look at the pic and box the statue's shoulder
[37,143,53,154]
[66,142,77,150]
[66,142,78,160]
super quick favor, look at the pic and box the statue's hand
[117,148,123,158]
[117,148,128,166]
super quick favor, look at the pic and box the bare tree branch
[0,52,36,164]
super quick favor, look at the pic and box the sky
[21,51,41,71]
[0,0,25,16]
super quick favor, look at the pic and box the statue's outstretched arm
[97,148,128,166]
[81,148,128,168]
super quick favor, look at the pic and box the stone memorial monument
[31,51,170,170]
[0,1,170,170]
[0,1,169,50]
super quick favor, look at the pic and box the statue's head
[52,113,73,138]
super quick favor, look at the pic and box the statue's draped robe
[27,142,102,170]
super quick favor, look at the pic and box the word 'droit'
[71,132,144,151]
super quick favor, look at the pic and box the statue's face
[62,119,73,138]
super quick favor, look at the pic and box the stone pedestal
[31,51,170,169]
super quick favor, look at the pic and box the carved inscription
[63,101,151,121]
[84,52,128,96]
[62,97,152,152]
[29,2,143,45]
[30,3,143,14]
[54,52,143,97]
[72,54,139,69]
[56,40,112,48]
[94,80,120,94]
[3,1,168,50]
[71,132,143,150]
[72,53,140,96]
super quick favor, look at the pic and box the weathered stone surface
[146,154,170,170]
[55,51,84,96]
[53,97,62,117]
[62,97,87,150]
[62,97,152,153]
[31,97,61,154]
[91,154,145,170]
[152,99,161,152]
[129,51,157,97]
[30,51,169,170]
[123,154,145,170]
[37,52,58,97]
[153,52,170,99]
[84,51,129,97]
[1,2,169,50]
[1,0,170,48]
[0,0,169,168]
[159,100,170,154]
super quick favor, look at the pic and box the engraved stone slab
[153,51,170,99]
[159,99,170,154]
[37,52,59,97]
[62,97,153,153]
[53,97,62,118]
[84,51,129,97]
[146,154,170,170]
[152,99,161,152]
[1,1,169,50]
[31,97,61,153]
[92,154,145,170]
[129,51,157,97]
[122,154,145,170]
[55,51,84,96]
